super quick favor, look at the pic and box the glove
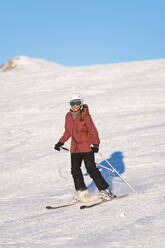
[54,142,64,151]
[91,144,99,153]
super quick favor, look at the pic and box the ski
[46,197,101,210]
[46,194,129,210]
[46,202,75,210]
[46,198,98,210]
[80,194,129,209]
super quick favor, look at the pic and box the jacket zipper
[72,119,78,153]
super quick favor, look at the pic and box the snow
[0,56,165,247]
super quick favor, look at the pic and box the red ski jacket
[59,104,100,153]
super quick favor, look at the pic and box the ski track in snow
[0,57,165,248]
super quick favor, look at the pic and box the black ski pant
[71,152,109,191]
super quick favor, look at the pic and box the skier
[54,93,114,203]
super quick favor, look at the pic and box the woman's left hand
[91,144,99,153]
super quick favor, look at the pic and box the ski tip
[80,205,86,209]
[46,206,51,209]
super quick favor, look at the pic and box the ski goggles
[70,100,82,107]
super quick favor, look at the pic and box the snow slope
[0,56,165,248]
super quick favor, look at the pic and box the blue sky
[1,0,165,66]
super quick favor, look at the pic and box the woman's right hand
[54,142,64,151]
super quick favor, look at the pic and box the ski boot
[72,189,92,203]
[99,189,116,201]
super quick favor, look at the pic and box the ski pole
[96,162,113,172]
[61,146,70,151]
[98,152,136,193]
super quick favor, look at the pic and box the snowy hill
[0,56,66,72]
[0,56,165,247]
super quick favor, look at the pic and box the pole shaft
[99,153,136,193]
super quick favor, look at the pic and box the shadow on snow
[85,151,125,193]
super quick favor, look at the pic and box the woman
[54,93,113,202]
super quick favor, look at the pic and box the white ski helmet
[68,93,84,105]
